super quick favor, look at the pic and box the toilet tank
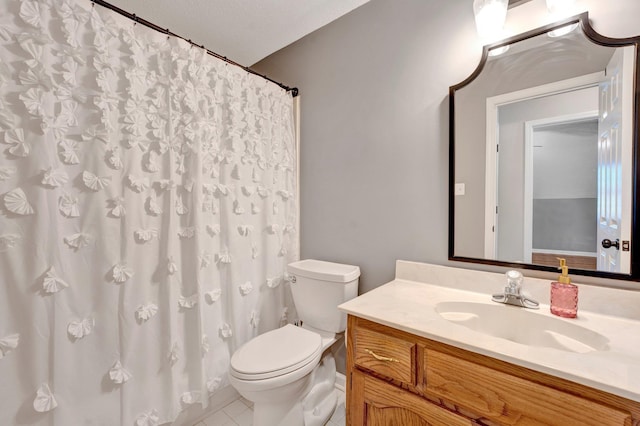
[287,259,360,333]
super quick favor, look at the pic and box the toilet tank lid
[287,259,360,283]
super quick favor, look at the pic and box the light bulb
[545,0,578,37]
[488,45,510,57]
[548,23,579,38]
[473,0,508,40]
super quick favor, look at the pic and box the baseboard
[335,372,346,392]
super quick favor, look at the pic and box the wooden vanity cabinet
[346,315,640,426]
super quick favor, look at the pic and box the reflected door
[597,47,633,272]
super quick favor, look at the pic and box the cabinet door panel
[424,349,632,426]
[367,406,430,426]
[351,370,474,426]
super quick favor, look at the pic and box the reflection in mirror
[496,87,602,269]
[526,116,598,270]
[450,13,640,279]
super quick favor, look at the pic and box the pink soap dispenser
[550,258,578,318]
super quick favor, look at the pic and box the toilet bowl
[228,324,326,426]
[228,259,360,426]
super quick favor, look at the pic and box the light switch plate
[454,183,465,196]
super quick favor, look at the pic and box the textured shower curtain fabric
[0,0,298,424]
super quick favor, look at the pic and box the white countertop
[339,267,640,403]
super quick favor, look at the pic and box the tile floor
[194,388,346,426]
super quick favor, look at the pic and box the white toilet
[228,259,360,426]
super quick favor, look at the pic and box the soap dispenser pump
[550,258,578,318]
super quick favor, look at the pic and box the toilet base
[254,390,337,426]
[238,351,338,426]
[247,369,311,426]
[302,354,337,426]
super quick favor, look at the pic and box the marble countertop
[339,274,640,402]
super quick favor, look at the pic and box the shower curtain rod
[90,0,299,97]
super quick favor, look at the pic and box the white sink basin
[435,301,609,353]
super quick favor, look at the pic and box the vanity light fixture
[473,0,508,41]
[546,0,579,37]
[488,45,510,56]
[548,23,579,37]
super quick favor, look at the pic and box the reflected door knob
[601,238,620,250]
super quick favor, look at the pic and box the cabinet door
[424,349,632,426]
[350,370,474,426]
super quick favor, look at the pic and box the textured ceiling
[103,0,371,66]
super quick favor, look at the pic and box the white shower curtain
[0,0,298,424]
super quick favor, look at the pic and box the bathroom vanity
[339,262,640,425]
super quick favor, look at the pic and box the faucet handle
[505,270,523,294]
[493,270,539,309]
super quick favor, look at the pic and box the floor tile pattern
[194,389,346,426]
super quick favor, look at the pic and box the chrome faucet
[492,270,539,309]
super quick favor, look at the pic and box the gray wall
[256,0,474,294]
[253,0,640,294]
[533,198,597,252]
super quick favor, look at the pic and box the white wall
[533,123,598,200]
[253,0,640,293]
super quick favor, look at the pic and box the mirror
[449,13,640,280]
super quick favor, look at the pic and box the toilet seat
[230,324,322,381]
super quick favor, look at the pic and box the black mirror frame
[449,12,640,281]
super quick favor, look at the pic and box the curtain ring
[133,14,137,26]
[166,28,170,40]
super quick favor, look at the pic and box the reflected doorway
[524,115,598,269]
